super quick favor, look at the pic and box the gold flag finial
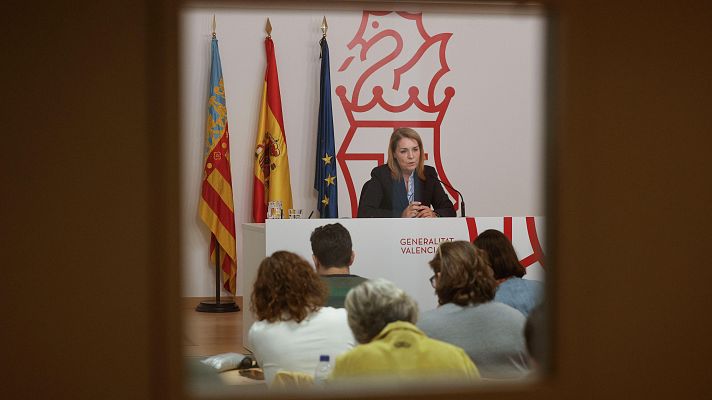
[266,18,272,38]
[321,16,328,37]
[212,14,216,38]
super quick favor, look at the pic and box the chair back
[271,370,315,388]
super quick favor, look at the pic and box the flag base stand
[196,299,240,313]
[195,244,240,313]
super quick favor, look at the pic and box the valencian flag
[253,35,293,222]
[198,35,237,294]
[314,36,338,218]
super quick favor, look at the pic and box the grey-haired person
[330,278,479,382]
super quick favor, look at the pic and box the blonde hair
[386,127,426,180]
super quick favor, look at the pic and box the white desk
[241,216,545,349]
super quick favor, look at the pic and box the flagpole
[196,240,239,312]
[215,245,220,303]
[315,16,338,218]
[196,14,239,313]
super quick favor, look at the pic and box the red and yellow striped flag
[253,37,293,222]
[199,36,237,294]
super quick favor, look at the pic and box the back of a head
[429,240,497,306]
[310,223,352,268]
[251,251,327,323]
[344,279,418,344]
[473,229,526,280]
[524,303,548,368]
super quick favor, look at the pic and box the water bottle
[313,354,333,386]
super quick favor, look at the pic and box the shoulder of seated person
[318,306,348,317]
[487,301,528,318]
[371,164,393,176]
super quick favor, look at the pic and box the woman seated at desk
[357,127,456,218]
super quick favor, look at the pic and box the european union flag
[314,37,338,218]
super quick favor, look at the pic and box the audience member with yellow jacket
[330,279,479,383]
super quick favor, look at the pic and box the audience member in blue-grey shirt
[418,241,530,379]
[473,230,544,317]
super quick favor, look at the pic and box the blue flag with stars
[314,37,338,218]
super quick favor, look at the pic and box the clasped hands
[401,201,438,218]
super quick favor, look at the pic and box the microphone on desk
[429,171,466,217]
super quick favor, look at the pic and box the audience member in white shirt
[248,251,356,385]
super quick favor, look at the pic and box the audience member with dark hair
[248,251,355,385]
[473,229,544,317]
[418,241,530,379]
[310,223,367,308]
[331,279,479,382]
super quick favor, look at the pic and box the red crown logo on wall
[336,11,459,217]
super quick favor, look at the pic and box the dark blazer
[357,164,456,218]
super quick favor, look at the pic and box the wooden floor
[183,297,248,357]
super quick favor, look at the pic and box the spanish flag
[253,36,293,222]
[198,36,237,294]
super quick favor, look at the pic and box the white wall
[180,6,545,297]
